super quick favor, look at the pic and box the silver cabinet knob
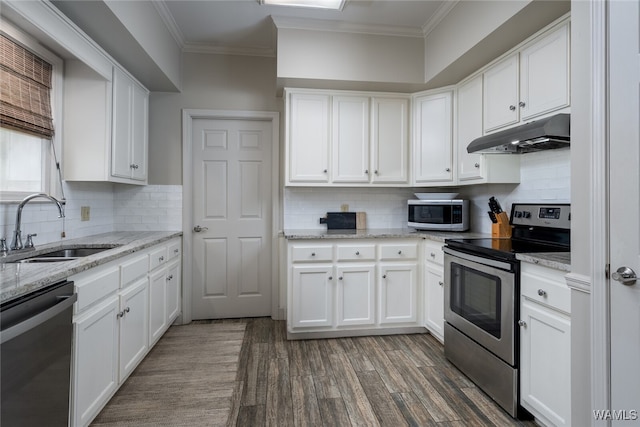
[323,169,327,173]
[430,252,436,258]
[445,168,451,172]
[537,289,547,297]
[438,281,443,287]
[612,266,638,285]
[355,251,360,255]
[374,170,378,175]
[339,276,343,280]
[193,225,209,232]
[509,105,516,111]
[159,256,164,262]
[519,101,526,108]
[398,250,402,255]
[328,276,333,280]
[365,169,369,174]
[474,163,480,168]
[124,307,130,313]
[311,252,316,257]
[518,320,527,327]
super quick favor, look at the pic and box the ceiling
[159,0,451,56]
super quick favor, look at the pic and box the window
[0,21,63,202]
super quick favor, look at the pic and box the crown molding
[152,0,185,49]
[183,42,276,58]
[422,0,459,37]
[271,15,423,38]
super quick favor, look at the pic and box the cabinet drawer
[380,243,418,261]
[167,240,181,261]
[336,244,376,261]
[74,265,120,312]
[120,253,149,287]
[521,268,570,314]
[149,246,168,270]
[424,241,444,265]
[291,244,333,262]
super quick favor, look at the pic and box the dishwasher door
[1,280,77,427]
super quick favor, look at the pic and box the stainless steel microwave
[408,199,470,231]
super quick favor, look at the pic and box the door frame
[181,109,280,324]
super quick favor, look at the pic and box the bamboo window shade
[0,34,54,138]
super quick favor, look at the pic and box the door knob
[193,225,209,232]
[612,266,637,285]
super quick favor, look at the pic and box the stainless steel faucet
[10,193,65,251]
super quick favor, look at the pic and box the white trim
[422,0,459,38]
[151,0,185,50]
[565,272,591,294]
[271,15,424,38]
[181,109,281,323]
[590,0,610,424]
[182,43,276,58]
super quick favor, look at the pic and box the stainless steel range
[443,202,570,418]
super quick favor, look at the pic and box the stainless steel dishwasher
[1,280,77,426]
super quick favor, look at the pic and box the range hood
[467,113,570,154]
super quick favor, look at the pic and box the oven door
[444,247,516,366]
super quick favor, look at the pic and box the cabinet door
[413,92,453,183]
[371,97,409,184]
[424,265,444,342]
[111,66,133,179]
[288,93,330,183]
[520,299,571,427]
[483,54,519,132]
[379,263,417,324]
[336,264,376,326]
[73,297,119,427]
[148,269,167,345]
[520,23,570,120]
[130,81,148,181]
[457,75,485,182]
[119,278,149,383]
[332,95,370,183]
[166,262,181,324]
[291,265,334,328]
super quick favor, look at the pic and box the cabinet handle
[323,169,327,173]
[518,320,527,327]
[125,307,130,314]
[430,252,436,258]
[374,170,378,175]
[117,311,124,318]
[509,105,516,111]
[365,169,369,174]
[167,275,173,281]
[311,252,316,257]
[355,251,360,255]
[537,289,547,297]
[519,101,526,108]
[159,256,164,262]
[382,274,387,279]
[174,249,179,254]
[398,250,402,255]
[439,281,444,286]
[474,163,480,168]
[339,276,343,280]
[328,276,333,280]
[445,168,451,172]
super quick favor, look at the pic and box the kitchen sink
[12,245,120,263]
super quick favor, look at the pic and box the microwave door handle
[443,247,513,271]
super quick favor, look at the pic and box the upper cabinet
[413,90,454,185]
[62,64,149,185]
[285,89,409,187]
[483,21,570,133]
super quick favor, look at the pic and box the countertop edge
[516,252,571,272]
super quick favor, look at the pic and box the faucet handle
[25,233,37,249]
[0,238,7,256]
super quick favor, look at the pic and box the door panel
[192,118,272,319]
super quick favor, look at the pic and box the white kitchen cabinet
[519,263,571,427]
[63,62,149,185]
[291,265,334,328]
[336,264,376,326]
[166,261,181,324]
[371,97,409,184]
[413,90,454,184]
[379,263,418,324]
[73,295,119,427]
[423,240,445,342]
[118,278,149,383]
[483,20,570,134]
[287,91,330,183]
[111,66,148,182]
[332,95,370,183]
[148,268,168,346]
[456,75,521,185]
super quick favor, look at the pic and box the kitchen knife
[488,211,498,223]
[489,196,503,213]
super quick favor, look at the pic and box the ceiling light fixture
[260,0,346,11]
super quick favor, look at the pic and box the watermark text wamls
[593,409,639,421]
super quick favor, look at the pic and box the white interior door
[609,1,640,424]
[191,118,272,319]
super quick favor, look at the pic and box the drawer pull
[430,252,436,257]
[174,249,179,254]
[124,307,130,314]
[398,250,402,255]
[166,275,173,281]
[339,276,343,281]
[439,281,443,287]
[518,320,527,327]
[537,289,547,297]
[382,274,387,279]
[159,256,165,262]
[355,251,360,255]
[311,252,316,257]
[328,276,333,281]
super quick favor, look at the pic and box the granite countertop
[516,252,571,272]
[282,228,489,242]
[1,231,182,304]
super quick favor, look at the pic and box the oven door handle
[443,247,514,271]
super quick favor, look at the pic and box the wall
[283,148,570,233]
[148,53,279,185]
[0,183,182,248]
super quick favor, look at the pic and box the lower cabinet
[424,240,445,342]
[71,237,182,427]
[287,239,422,337]
[519,263,571,427]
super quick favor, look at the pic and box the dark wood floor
[224,318,536,427]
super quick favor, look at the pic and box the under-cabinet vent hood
[467,113,570,154]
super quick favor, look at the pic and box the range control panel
[510,203,571,229]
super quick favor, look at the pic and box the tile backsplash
[0,183,182,247]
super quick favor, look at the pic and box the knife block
[491,212,512,238]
